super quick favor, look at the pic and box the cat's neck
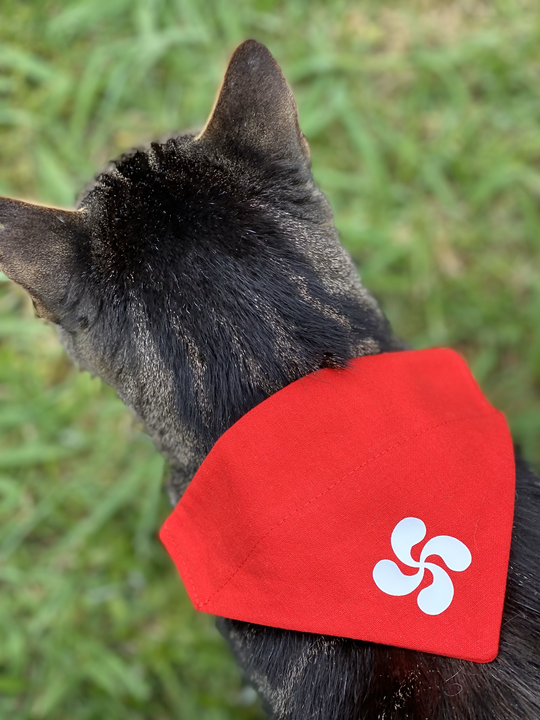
[160,327,401,505]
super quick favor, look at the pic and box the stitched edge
[194,408,501,610]
[163,525,200,606]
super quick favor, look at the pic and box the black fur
[80,137,394,451]
[0,40,538,718]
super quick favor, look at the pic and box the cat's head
[0,41,391,485]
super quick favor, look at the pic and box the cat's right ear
[0,197,87,323]
[197,40,310,165]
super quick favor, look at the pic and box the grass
[0,0,539,717]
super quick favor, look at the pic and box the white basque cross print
[372,517,472,615]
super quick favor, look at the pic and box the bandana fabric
[160,349,515,663]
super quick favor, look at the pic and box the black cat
[0,40,539,719]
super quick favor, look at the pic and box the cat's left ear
[198,40,310,165]
[0,197,87,322]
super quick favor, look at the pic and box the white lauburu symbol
[372,517,472,615]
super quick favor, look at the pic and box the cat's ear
[0,197,87,322]
[198,39,310,164]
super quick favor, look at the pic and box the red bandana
[160,349,515,663]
